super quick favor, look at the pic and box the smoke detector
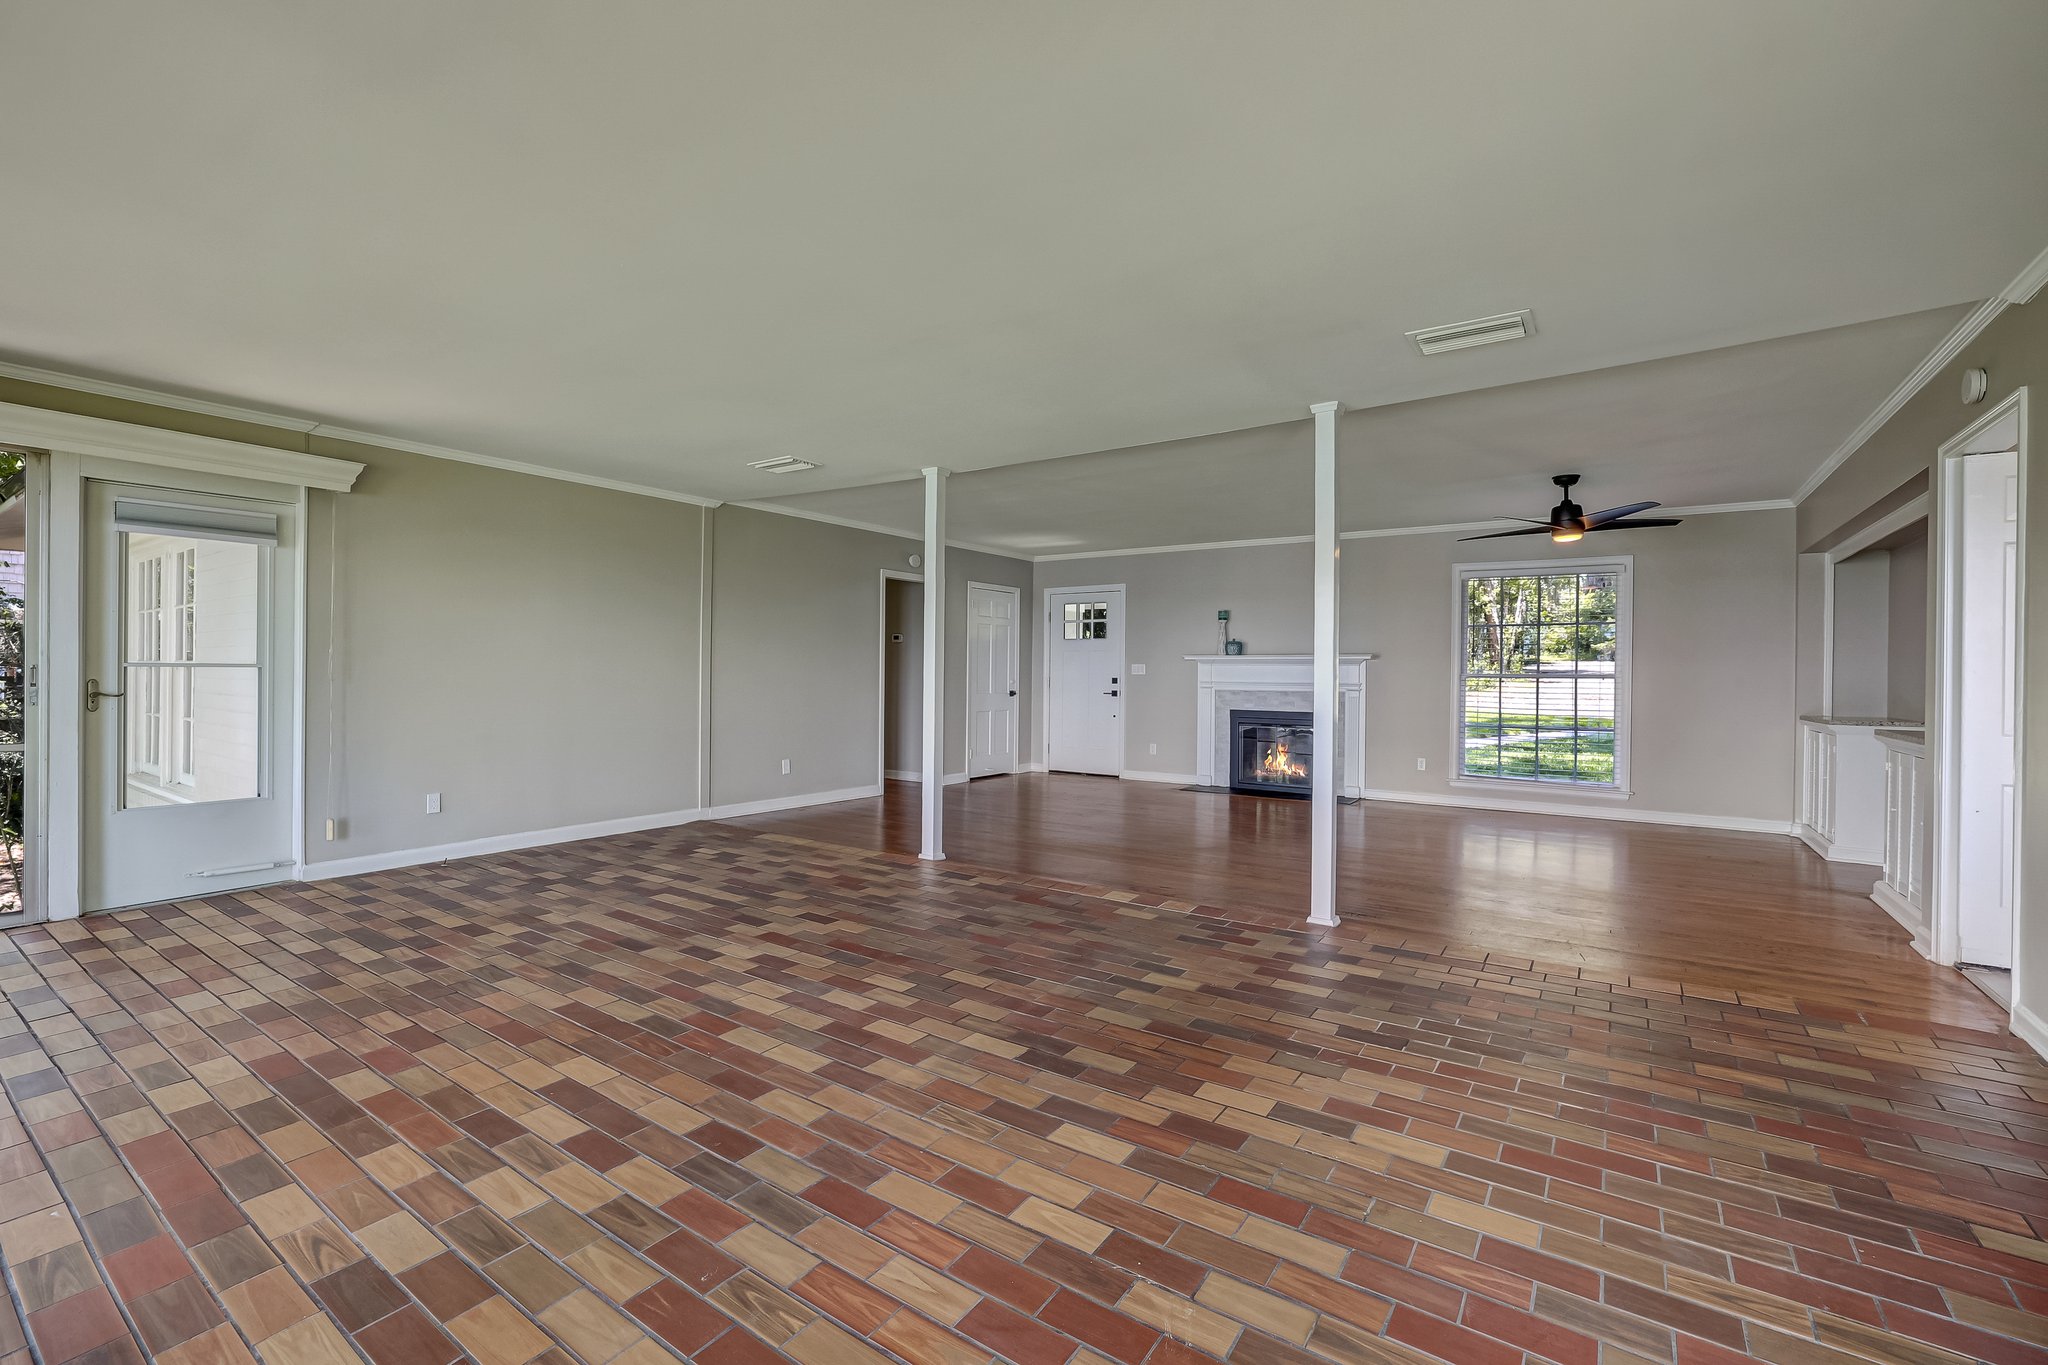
[1406,310,1535,356]
[747,456,819,474]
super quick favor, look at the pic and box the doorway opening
[1932,388,2026,1018]
[881,572,923,783]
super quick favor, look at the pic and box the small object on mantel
[1216,610,1230,655]
[1224,638,1244,656]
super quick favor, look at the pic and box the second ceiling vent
[1406,309,1535,356]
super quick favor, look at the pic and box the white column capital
[1308,400,1345,416]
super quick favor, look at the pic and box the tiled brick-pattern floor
[0,824,2044,1365]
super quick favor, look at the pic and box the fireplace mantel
[1185,654,1374,796]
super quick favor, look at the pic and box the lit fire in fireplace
[1259,741,1306,781]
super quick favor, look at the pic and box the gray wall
[1829,550,1893,717]
[707,505,1033,807]
[1803,293,2047,1031]
[304,439,706,859]
[0,373,1037,868]
[1887,532,1929,722]
[1036,509,1798,823]
[883,578,923,774]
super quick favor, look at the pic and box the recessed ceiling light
[1406,310,1535,356]
[747,456,819,474]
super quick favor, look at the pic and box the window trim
[1449,554,1633,797]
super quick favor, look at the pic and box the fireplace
[1229,709,1313,797]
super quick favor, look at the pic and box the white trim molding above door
[0,401,364,492]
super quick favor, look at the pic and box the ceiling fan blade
[1584,517,1682,532]
[1458,525,1557,541]
[1583,500,1660,526]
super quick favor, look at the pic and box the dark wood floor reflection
[724,776,1998,1029]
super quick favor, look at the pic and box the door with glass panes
[81,481,297,910]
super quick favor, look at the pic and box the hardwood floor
[726,776,2000,1030]
[0,821,2043,1365]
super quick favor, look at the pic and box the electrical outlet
[780,758,792,775]
[1148,743,1158,756]
[425,792,442,814]
[1416,758,1426,771]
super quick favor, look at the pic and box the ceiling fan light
[1551,527,1583,543]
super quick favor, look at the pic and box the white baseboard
[1361,787,1797,837]
[2012,1001,2048,1062]
[1118,770,1200,785]
[707,784,885,819]
[1869,882,1933,957]
[1795,823,1884,866]
[301,806,704,881]
[884,770,970,785]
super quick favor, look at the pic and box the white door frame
[1041,583,1127,774]
[876,568,924,787]
[966,580,1021,778]
[1930,387,2028,992]
[0,402,361,918]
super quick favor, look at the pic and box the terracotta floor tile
[0,817,2043,1365]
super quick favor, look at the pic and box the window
[1457,559,1628,789]
[121,533,262,806]
[1061,601,1108,640]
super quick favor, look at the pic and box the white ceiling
[762,305,1969,555]
[1,2,2044,512]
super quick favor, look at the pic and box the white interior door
[82,480,297,910]
[967,584,1019,777]
[1047,587,1123,775]
[1956,449,2020,967]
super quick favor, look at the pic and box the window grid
[1458,563,1624,788]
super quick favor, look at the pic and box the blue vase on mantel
[1224,639,1244,656]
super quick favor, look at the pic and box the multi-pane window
[1458,561,1628,788]
[1061,601,1108,640]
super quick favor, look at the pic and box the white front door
[1046,587,1123,775]
[82,481,298,910]
[967,584,1019,777]
[1956,449,2020,967]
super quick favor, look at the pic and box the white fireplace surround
[1187,655,1373,797]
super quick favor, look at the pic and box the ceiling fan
[1461,474,1683,543]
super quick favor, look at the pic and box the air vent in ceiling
[1406,309,1535,356]
[747,456,819,474]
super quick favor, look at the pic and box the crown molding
[726,499,1022,560]
[1796,239,2048,506]
[306,424,719,507]
[2005,240,2048,307]
[0,358,325,432]
[0,400,362,491]
[1034,533,1313,562]
[0,358,725,507]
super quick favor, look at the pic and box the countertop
[1798,715,1923,728]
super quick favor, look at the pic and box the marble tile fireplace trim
[1187,655,1372,797]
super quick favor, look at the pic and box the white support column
[920,467,948,861]
[1308,402,1342,927]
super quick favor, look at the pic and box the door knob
[1104,689,1119,697]
[86,677,125,713]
